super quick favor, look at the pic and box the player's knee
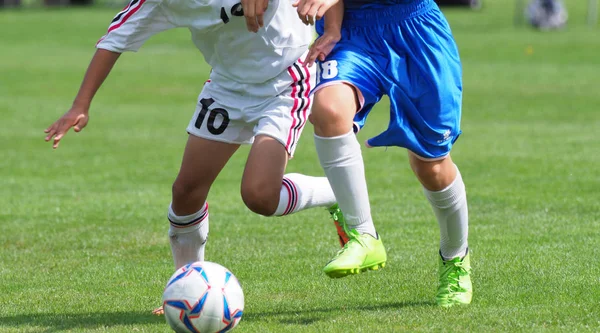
[310,89,356,136]
[410,157,454,191]
[309,96,345,127]
[240,182,278,216]
[413,162,443,182]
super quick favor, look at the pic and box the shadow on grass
[244,300,435,325]
[0,311,164,332]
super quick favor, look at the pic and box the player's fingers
[44,123,57,141]
[51,121,73,149]
[306,53,318,67]
[53,134,63,149]
[44,128,57,142]
[73,116,88,132]
[316,6,327,20]
[308,12,317,25]
[242,0,259,32]
[318,53,326,61]
[305,46,320,66]
[298,13,309,25]
[256,0,267,28]
[296,9,308,24]
[307,6,318,25]
[257,14,264,28]
[296,1,311,18]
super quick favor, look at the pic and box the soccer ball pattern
[162,261,244,333]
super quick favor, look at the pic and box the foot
[323,229,387,278]
[436,251,472,307]
[152,306,164,315]
[328,204,349,247]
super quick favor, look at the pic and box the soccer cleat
[152,306,164,315]
[436,251,472,307]
[323,229,387,278]
[328,204,349,247]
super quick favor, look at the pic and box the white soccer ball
[162,261,244,333]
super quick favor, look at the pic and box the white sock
[273,173,336,216]
[314,131,376,237]
[424,166,469,260]
[168,202,209,270]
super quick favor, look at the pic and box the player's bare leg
[154,135,239,316]
[409,153,471,306]
[241,135,289,216]
[311,84,386,278]
[170,135,239,268]
[242,134,337,217]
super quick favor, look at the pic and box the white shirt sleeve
[96,0,175,53]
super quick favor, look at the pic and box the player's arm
[44,0,174,149]
[44,49,120,149]
[304,0,343,67]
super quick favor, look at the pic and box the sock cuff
[168,202,209,228]
[424,166,466,209]
[281,177,299,215]
[314,130,361,168]
[314,129,354,141]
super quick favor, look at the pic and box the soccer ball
[162,261,244,333]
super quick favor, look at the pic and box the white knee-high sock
[168,202,209,270]
[424,166,469,260]
[314,131,376,237]
[273,173,336,216]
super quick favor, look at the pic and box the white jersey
[97,0,312,97]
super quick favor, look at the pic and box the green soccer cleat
[436,251,472,307]
[323,229,387,278]
[328,204,349,247]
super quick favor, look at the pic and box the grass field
[1,1,599,332]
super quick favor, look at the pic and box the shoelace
[442,262,468,292]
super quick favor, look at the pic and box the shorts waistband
[343,0,436,26]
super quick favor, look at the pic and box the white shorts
[186,59,316,156]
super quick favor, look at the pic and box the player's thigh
[241,134,288,200]
[241,83,306,196]
[174,134,239,195]
[178,86,257,193]
[241,91,310,213]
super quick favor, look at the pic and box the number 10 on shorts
[194,98,230,135]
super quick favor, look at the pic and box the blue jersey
[314,0,463,159]
[344,0,420,10]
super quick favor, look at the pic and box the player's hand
[304,32,340,67]
[241,0,269,32]
[293,0,338,25]
[44,106,89,149]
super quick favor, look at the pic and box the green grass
[1,1,599,332]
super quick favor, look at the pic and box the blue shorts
[315,0,463,159]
